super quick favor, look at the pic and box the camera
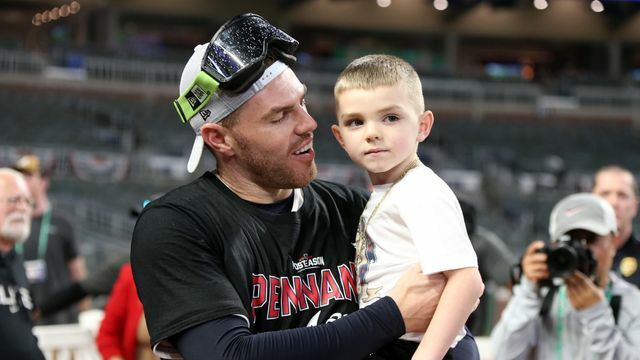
[536,234,597,280]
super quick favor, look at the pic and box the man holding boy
[131,13,453,360]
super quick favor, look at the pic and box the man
[14,154,87,324]
[592,165,640,288]
[0,168,45,359]
[491,193,640,359]
[131,13,453,360]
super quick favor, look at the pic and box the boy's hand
[388,264,446,333]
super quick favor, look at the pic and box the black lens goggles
[174,13,299,123]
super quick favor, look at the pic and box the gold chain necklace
[354,157,421,270]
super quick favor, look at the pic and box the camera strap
[539,285,557,318]
[540,282,618,322]
[610,295,621,324]
[548,282,616,360]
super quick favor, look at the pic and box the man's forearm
[490,277,542,359]
[578,301,640,359]
[174,297,404,360]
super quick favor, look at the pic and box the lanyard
[15,210,51,259]
[555,281,613,360]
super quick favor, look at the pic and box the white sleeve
[397,173,477,275]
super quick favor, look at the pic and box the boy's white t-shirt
[355,164,478,345]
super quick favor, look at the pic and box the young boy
[331,54,484,360]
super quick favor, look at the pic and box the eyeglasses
[1,195,35,210]
[173,13,298,123]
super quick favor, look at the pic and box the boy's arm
[413,267,484,360]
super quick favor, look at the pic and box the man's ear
[417,110,434,142]
[331,124,346,149]
[200,123,234,156]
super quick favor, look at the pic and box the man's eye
[272,113,285,123]
[384,115,400,122]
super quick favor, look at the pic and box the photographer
[491,193,640,359]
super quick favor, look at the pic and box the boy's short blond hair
[334,54,424,114]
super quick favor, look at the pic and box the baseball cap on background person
[172,13,299,173]
[13,154,42,176]
[548,192,618,241]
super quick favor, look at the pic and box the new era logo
[200,109,211,120]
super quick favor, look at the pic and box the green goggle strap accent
[173,71,220,123]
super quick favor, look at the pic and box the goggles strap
[173,71,220,123]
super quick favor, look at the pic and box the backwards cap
[548,192,618,241]
[179,44,288,173]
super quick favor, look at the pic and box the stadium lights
[32,1,80,26]
[590,0,604,13]
[434,0,448,11]
[533,0,548,10]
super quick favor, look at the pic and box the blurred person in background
[97,263,158,360]
[491,193,640,359]
[13,154,88,325]
[131,13,448,360]
[0,168,45,360]
[97,196,162,360]
[592,165,640,288]
[32,197,156,321]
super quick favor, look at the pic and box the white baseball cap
[548,192,618,241]
[178,44,288,173]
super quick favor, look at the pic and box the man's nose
[297,106,317,134]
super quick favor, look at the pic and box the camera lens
[546,246,578,278]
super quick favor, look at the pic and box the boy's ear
[331,124,346,149]
[417,110,434,142]
[201,123,235,156]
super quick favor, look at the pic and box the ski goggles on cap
[173,13,299,124]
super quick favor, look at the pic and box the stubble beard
[235,134,317,189]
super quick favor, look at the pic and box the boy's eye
[384,115,400,122]
[345,119,363,127]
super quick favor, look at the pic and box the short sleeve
[130,203,247,349]
[398,172,478,274]
[55,215,79,262]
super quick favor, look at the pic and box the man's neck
[33,198,50,217]
[0,238,13,254]
[615,226,633,249]
[215,169,293,204]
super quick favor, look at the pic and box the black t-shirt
[0,249,45,360]
[20,211,80,325]
[613,233,640,288]
[131,172,368,350]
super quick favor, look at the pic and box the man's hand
[388,264,446,333]
[522,241,549,284]
[564,271,603,310]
